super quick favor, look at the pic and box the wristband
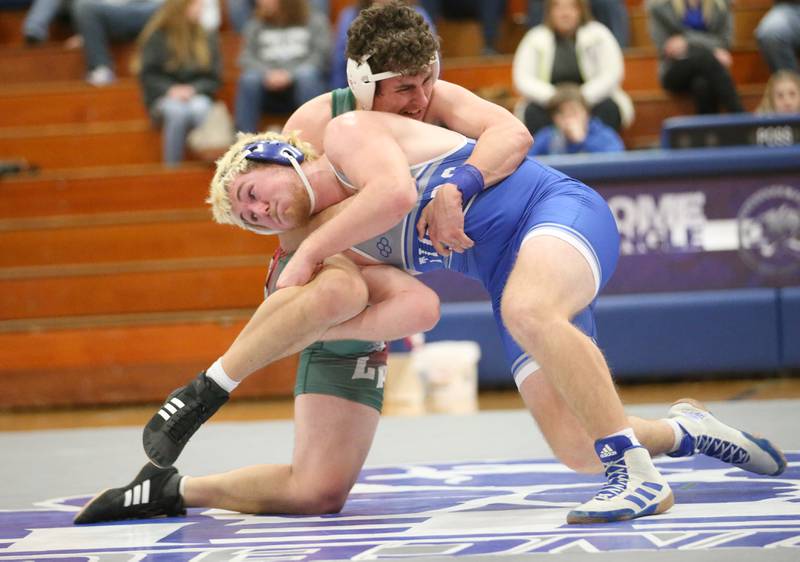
[449,164,484,203]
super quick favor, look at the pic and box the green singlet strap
[331,88,357,118]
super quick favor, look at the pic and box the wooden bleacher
[0,30,243,84]
[0,0,772,409]
[0,162,288,407]
[2,311,297,408]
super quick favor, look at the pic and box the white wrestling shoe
[667,398,786,476]
[568,434,674,524]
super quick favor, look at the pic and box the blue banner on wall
[421,170,800,301]
[600,174,800,294]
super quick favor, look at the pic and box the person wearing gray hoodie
[234,0,330,132]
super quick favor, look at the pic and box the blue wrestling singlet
[338,136,621,386]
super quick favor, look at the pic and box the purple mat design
[2,453,798,560]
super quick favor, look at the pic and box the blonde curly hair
[207,130,318,232]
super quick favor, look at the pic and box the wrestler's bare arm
[416,81,532,255]
[277,114,422,289]
[281,99,442,339]
[427,80,532,187]
[267,196,437,341]
[281,93,333,153]
[284,83,533,189]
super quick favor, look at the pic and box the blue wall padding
[594,289,781,377]
[401,290,785,388]
[780,287,800,368]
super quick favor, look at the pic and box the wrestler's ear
[347,57,377,110]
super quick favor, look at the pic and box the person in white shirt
[513,0,633,134]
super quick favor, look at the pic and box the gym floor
[2,373,798,431]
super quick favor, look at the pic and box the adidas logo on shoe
[124,480,152,507]
[74,463,185,525]
[599,443,617,459]
[157,397,186,421]
[568,438,673,524]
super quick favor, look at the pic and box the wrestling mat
[3,452,799,561]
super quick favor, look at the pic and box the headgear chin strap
[346,53,440,110]
[241,140,316,235]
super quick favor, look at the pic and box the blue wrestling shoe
[667,398,786,475]
[568,434,674,524]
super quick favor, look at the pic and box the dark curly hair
[346,1,439,76]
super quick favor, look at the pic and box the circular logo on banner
[737,184,800,276]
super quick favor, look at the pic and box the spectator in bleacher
[646,0,744,115]
[513,0,633,135]
[329,0,435,89]
[70,0,163,85]
[756,70,800,114]
[70,0,219,86]
[234,0,330,133]
[529,83,625,154]
[526,0,630,47]
[755,1,800,73]
[420,0,506,55]
[226,0,330,33]
[225,0,252,32]
[22,0,72,45]
[132,0,222,166]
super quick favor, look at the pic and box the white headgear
[346,53,440,110]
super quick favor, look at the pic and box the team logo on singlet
[377,237,393,258]
[3,454,798,560]
[738,185,800,275]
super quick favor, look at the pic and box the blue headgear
[242,140,316,234]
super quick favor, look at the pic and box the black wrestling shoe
[74,462,184,524]
[143,371,229,468]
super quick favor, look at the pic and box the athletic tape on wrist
[450,164,484,203]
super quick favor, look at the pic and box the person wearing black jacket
[133,0,222,165]
[646,0,743,114]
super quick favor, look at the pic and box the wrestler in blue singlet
[335,135,620,386]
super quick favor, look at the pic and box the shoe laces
[165,399,208,444]
[696,434,750,465]
[596,459,630,500]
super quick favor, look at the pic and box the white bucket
[412,341,481,414]
[383,352,425,416]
